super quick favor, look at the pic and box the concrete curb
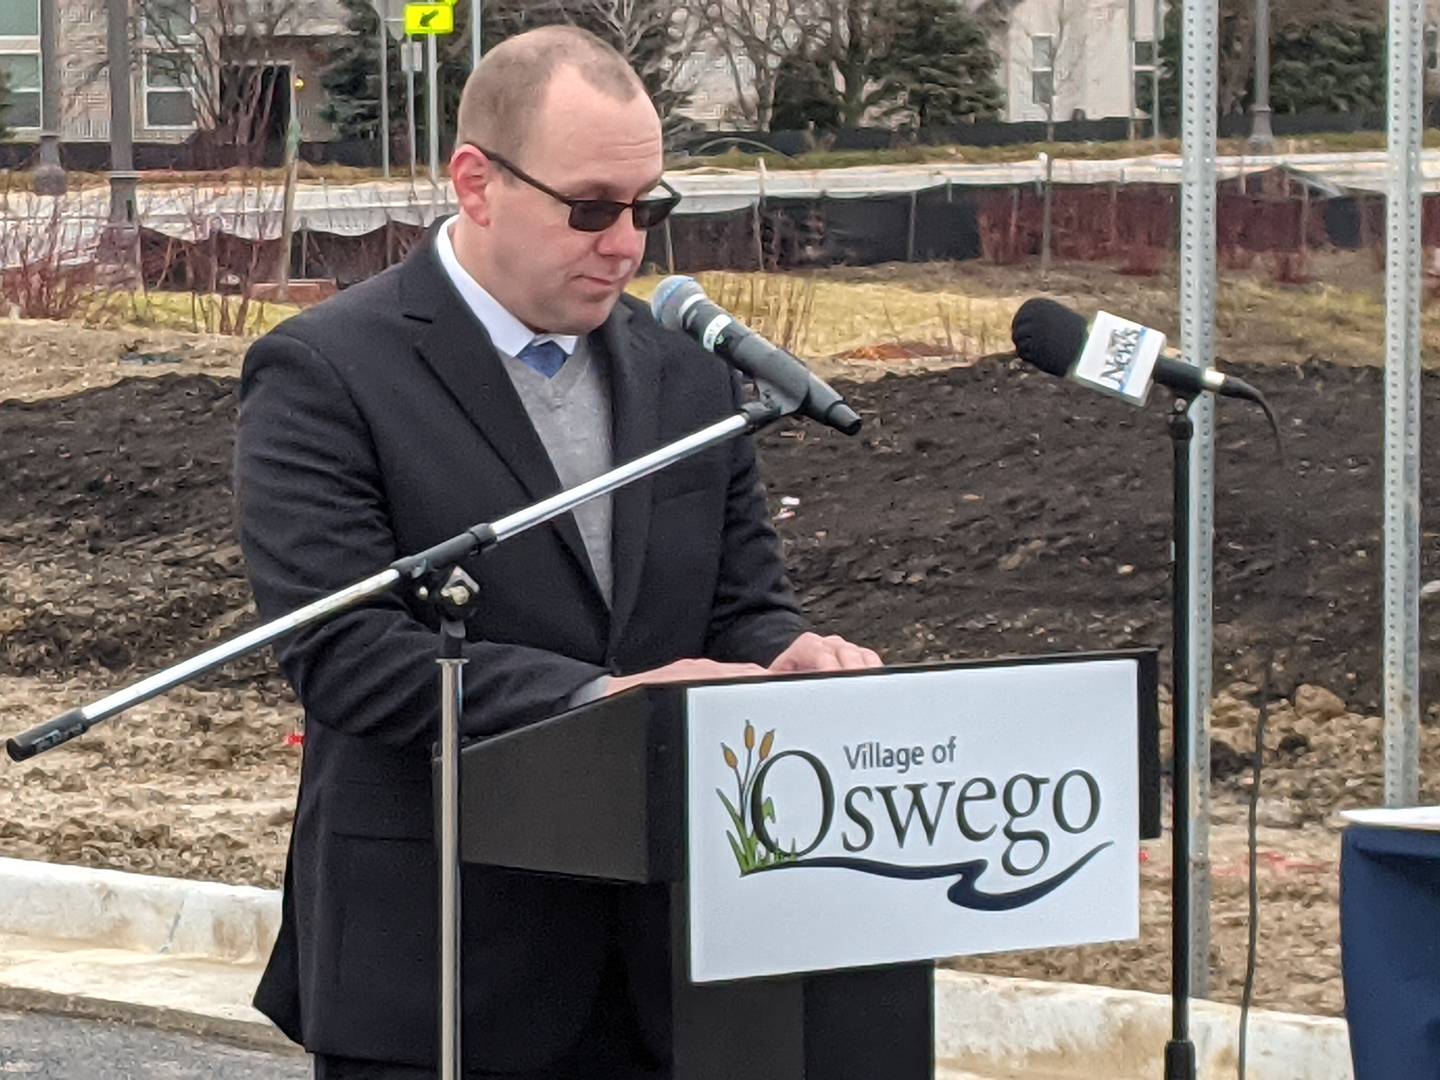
[0,858,1352,1078]
[0,857,279,963]
[935,971,1353,1080]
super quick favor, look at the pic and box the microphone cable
[1232,385,1288,1080]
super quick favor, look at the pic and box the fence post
[1178,0,1219,1000]
[1382,0,1424,807]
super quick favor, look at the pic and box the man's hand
[769,632,882,674]
[605,658,768,697]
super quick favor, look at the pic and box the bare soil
[4,259,1440,1020]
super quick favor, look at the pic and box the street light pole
[379,11,391,177]
[107,0,137,224]
[1248,0,1276,152]
[35,0,67,195]
[472,0,481,71]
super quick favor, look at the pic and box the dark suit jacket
[234,230,807,1071]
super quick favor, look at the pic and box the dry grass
[825,250,1428,370]
[627,271,1015,378]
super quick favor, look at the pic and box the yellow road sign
[404,2,453,34]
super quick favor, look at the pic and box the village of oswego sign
[683,655,1155,983]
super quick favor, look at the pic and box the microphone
[651,276,862,436]
[1010,298,1260,405]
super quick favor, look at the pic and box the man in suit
[235,25,879,1080]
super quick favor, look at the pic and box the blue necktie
[516,339,567,379]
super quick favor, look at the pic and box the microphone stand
[6,379,820,1080]
[1165,393,1199,1080]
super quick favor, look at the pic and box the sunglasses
[474,146,682,233]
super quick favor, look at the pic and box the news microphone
[651,276,862,436]
[1010,298,1261,406]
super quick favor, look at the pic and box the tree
[550,0,701,133]
[135,0,307,166]
[692,0,830,130]
[322,0,698,155]
[821,0,899,128]
[322,0,528,155]
[881,0,1001,128]
[771,47,841,130]
[1158,0,1385,126]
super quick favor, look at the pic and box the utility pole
[427,32,439,184]
[107,0,137,224]
[472,0,481,70]
[1126,0,1137,141]
[406,37,418,180]
[34,0,67,195]
[1248,0,1276,152]
[1151,0,1162,144]
[379,12,391,177]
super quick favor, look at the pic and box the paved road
[0,1009,310,1079]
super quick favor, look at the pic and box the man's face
[479,68,663,335]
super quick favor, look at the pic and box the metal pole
[1164,402,1197,1080]
[406,37,418,180]
[1152,0,1163,143]
[438,622,465,1080]
[380,14,391,178]
[427,33,440,185]
[106,0,137,224]
[35,0,66,195]
[472,0,482,70]
[1383,0,1423,808]
[1247,0,1275,152]
[1177,0,1217,1002]
[1127,0,1138,142]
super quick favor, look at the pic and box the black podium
[455,683,932,1080]
[452,655,1160,1080]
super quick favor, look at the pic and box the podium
[454,652,1160,1080]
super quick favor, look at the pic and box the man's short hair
[457,26,645,161]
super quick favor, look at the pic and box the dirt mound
[4,354,1440,1019]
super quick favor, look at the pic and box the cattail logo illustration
[717,721,794,874]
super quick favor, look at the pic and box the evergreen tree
[1270,21,1383,114]
[881,0,1002,127]
[771,50,841,131]
[1158,0,1385,128]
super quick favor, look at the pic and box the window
[1133,38,1158,116]
[0,2,39,37]
[145,0,197,42]
[144,52,196,128]
[1031,34,1054,107]
[1427,28,1438,72]
[0,53,41,129]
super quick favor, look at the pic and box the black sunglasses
[474,146,682,233]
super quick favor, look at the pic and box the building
[0,0,350,156]
[671,0,1166,133]
[995,0,1162,126]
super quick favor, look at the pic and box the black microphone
[651,276,862,436]
[1011,297,1260,405]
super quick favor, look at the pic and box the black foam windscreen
[1010,298,1089,378]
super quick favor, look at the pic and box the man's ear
[451,145,495,227]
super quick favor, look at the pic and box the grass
[8,250,1429,375]
[70,288,302,336]
[627,270,1015,363]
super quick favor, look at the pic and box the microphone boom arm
[6,398,785,762]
